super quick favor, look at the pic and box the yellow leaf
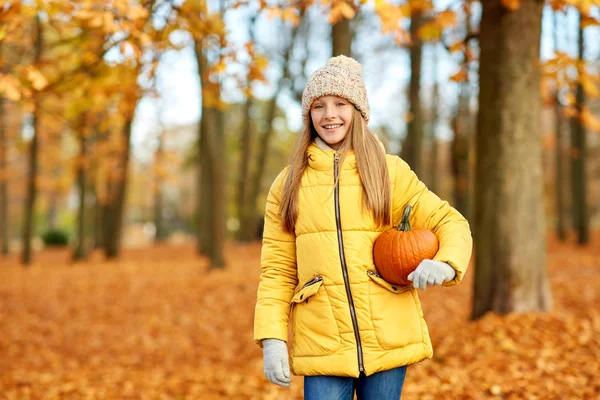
[120,41,142,59]
[254,55,269,70]
[580,74,599,98]
[267,7,281,20]
[581,106,600,132]
[89,14,103,28]
[540,78,554,105]
[213,60,227,74]
[490,385,503,396]
[103,12,116,32]
[330,0,355,24]
[409,0,434,13]
[27,67,48,91]
[435,10,456,28]
[418,21,441,41]
[581,16,600,28]
[501,0,520,11]
[449,70,468,83]
[0,74,22,101]
[23,99,36,113]
[75,10,95,19]
[563,92,575,106]
[548,0,568,11]
[127,5,149,20]
[449,41,464,53]
[375,0,411,34]
[138,32,152,46]
[561,105,577,118]
[575,0,592,16]
[282,8,300,26]
[395,30,411,46]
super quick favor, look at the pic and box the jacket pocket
[367,270,423,350]
[367,270,411,294]
[290,275,341,357]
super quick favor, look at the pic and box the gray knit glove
[262,338,292,387]
[407,260,456,291]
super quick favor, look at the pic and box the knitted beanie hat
[302,55,370,123]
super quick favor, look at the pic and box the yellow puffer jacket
[254,140,473,378]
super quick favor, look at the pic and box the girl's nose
[325,106,336,120]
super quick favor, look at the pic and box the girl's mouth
[323,124,343,132]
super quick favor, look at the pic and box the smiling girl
[254,55,473,400]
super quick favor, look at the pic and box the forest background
[1,0,599,398]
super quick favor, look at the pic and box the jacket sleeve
[392,157,473,286]
[254,167,299,348]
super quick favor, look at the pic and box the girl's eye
[314,105,323,109]
[337,102,346,106]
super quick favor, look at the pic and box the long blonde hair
[279,108,391,233]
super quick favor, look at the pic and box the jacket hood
[306,143,356,171]
[306,133,387,171]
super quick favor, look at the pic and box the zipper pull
[303,275,323,288]
[367,270,381,278]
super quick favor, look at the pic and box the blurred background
[1,0,599,399]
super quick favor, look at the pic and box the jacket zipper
[334,153,365,373]
[298,275,322,304]
[303,275,323,288]
[367,270,381,279]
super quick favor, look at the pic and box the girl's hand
[262,338,292,387]
[407,260,456,291]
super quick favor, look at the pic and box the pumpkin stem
[398,205,412,231]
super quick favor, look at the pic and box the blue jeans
[304,366,407,400]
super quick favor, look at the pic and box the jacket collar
[306,139,357,171]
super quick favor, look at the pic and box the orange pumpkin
[373,205,439,286]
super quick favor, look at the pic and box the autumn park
[1,0,599,399]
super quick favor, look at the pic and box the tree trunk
[429,43,439,193]
[332,10,351,56]
[401,8,425,177]
[103,119,133,259]
[244,97,278,243]
[193,38,226,268]
[22,105,39,265]
[153,130,166,244]
[73,119,88,261]
[472,0,551,319]
[451,94,472,219]
[451,5,475,221]
[236,15,258,242]
[90,126,104,250]
[47,188,58,230]
[0,87,8,256]
[236,97,253,241]
[555,98,567,241]
[95,201,106,249]
[240,17,304,243]
[570,14,589,245]
[194,39,212,256]
[22,15,43,266]
[553,11,567,242]
[210,107,226,268]
[154,183,164,243]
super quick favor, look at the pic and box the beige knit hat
[302,55,369,123]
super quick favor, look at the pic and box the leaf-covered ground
[1,233,598,399]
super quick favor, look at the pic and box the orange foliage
[501,0,521,10]
[328,0,357,24]
[0,233,599,399]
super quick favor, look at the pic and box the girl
[254,55,472,400]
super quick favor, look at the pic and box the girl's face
[310,95,353,150]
